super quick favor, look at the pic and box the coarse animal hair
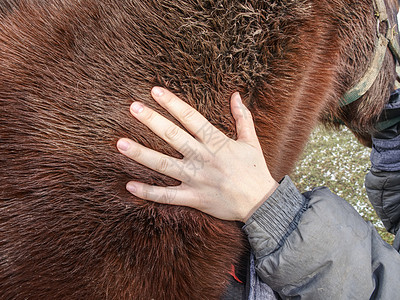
[0,0,398,299]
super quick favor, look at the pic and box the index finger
[151,87,226,144]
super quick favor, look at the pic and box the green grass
[291,126,395,245]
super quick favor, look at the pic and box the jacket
[224,175,400,299]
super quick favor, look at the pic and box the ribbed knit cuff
[243,176,308,256]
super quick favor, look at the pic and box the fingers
[129,101,198,156]
[117,138,189,181]
[150,87,227,144]
[126,181,198,207]
[230,92,258,145]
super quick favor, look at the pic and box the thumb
[231,92,258,145]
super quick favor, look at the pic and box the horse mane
[323,0,399,146]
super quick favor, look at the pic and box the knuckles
[128,145,142,159]
[155,157,169,173]
[163,94,177,105]
[143,109,156,122]
[165,125,180,140]
[181,107,196,122]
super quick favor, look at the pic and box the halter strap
[340,0,400,107]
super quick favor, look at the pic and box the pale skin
[117,87,279,222]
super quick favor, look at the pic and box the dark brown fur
[0,0,398,299]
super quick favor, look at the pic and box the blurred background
[290,12,400,245]
[291,126,394,244]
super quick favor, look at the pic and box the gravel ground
[291,126,394,245]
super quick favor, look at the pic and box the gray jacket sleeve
[243,176,400,299]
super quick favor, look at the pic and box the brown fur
[0,0,18,14]
[0,0,398,299]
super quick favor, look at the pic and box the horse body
[0,0,398,299]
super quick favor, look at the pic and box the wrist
[243,176,308,254]
[241,180,279,223]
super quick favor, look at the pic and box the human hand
[117,87,279,222]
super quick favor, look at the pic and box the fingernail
[152,87,164,97]
[117,139,130,151]
[131,102,144,114]
[234,92,242,104]
[126,182,136,193]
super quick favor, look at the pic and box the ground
[291,126,395,244]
